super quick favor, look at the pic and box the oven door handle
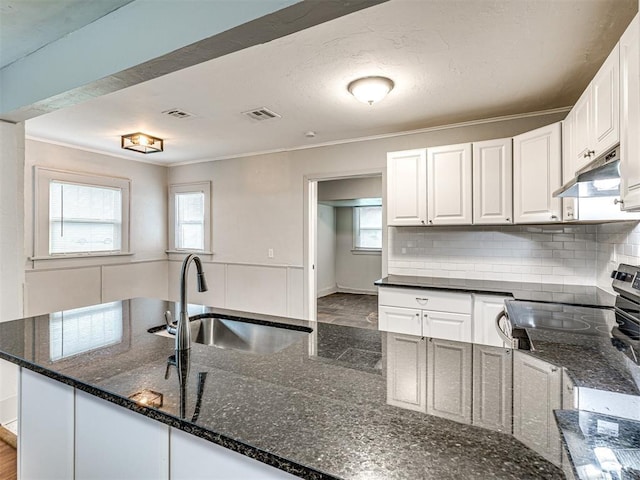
[495,310,515,347]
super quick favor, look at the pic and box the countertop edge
[0,350,339,480]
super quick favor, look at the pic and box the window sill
[350,249,382,255]
[165,250,214,255]
[29,252,135,261]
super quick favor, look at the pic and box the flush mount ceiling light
[121,132,164,154]
[347,76,395,105]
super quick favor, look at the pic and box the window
[353,205,382,251]
[168,182,211,253]
[34,168,131,259]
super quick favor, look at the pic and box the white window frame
[168,181,212,253]
[352,205,382,253]
[33,167,131,259]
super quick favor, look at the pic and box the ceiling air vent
[162,108,194,119]
[242,107,281,122]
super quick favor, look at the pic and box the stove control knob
[616,271,633,281]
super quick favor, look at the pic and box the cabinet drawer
[378,305,422,336]
[379,288,471,314]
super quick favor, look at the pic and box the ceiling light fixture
[121,132,164,154]
[347,76,395,105]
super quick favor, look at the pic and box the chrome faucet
[176,254,208,351]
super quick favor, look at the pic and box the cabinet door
[423,310,471,343]
[561,118,579,222]
[513,122,562,223]
[427,143,472,225]
[562,369,578,410]
[386,333,427,412]
[572,88,593,172]
[620,15,640,210]
[472,294,511,347]
[427,338,472,424]
[472,345,513,433]
[19,369,74,480]
[387,149,427,225]
[171,427,296,479]
[472,138,513,224]
[513,351,562,466]
[592,43,620,156]
[75,390,170,480]
[378,305,422,336]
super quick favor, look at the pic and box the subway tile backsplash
[388,224,599,285]
[388,221,640,288]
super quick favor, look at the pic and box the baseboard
[317,286,338,298]
[336,286,378,295]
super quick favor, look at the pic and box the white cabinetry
[561,118,579,222]
[472,138,513,224]
[472,345,512,433]
[385,333,427,412]
[513,122,562,223]
[171,428,296,479]
[387,149,427,226]
[513,351,562,466]
[426,338,472,424]
[378,287,472,342]
[472,294,511,347]
[19,369,74,480]
[571,45,620,172]
[620,15,640,210]
[427,143,472,225]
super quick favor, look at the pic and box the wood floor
[0,440,16,480]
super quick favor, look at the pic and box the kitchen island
[0,297,562,479]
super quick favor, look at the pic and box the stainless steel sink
[156,315,310,354]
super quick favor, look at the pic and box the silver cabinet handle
[415,313,420,317]
[583,150,595,158]
[428,220,433,224]
[614,198,624,205]
[506,218,510,222]
[421,220,426,224]
[550,215,558,220]
[416,297,429,305]
[551,366,558,372]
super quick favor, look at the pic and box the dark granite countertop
[504,300,640,397]
[556,410,640,479]
[375,275,617,306]
[0,298,563,480]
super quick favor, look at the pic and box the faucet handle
[165,311,177,335]
[165,354,176,380]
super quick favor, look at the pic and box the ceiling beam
[0,0,387,123]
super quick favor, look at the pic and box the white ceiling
[0,0,133,68]
[24,0,638,166]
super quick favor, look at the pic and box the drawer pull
[416,297,429,304]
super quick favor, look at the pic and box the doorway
[304,172,384,327]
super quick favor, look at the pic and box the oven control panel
[612,264,640,296]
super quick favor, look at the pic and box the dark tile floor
[316,293,382,374]
[316,293,378,330]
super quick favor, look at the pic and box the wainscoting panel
[226,264,288,317]
[102,261,168,303]
[25,267,102,317]
[167,261,226,307]
[287,266,304,319]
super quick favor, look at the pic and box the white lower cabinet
[75,391,170,480]
[513,351,562,467]
[423,310,471,343]
[170,428,296,479]
[472,294,511,347]
[472,345,512,433]
[19,368,74,480]
[426,338,472,424]
[385,333,427,412]
[378,305,422,336]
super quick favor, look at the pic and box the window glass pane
[49,302,123,361]
[355,206,382,249]
[49,181,122,254]
[175,192,205,250]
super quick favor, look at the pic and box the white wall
[318,177,382,200]
[23,140,169,316]
[335,207,381,293]
[317,204,337,297]
[0,122,25,322]
[168,111,566,318]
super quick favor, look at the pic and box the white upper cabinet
[427,143,473,225]
[571,43,620,172]
[620,15,640,210]
[472,138,513,224]
[561,118,579,222]
[513,122,562,223]
[387,149,427,226]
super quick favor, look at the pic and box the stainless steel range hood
[553,145,621,198]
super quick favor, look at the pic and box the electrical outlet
[268,248,274,258]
